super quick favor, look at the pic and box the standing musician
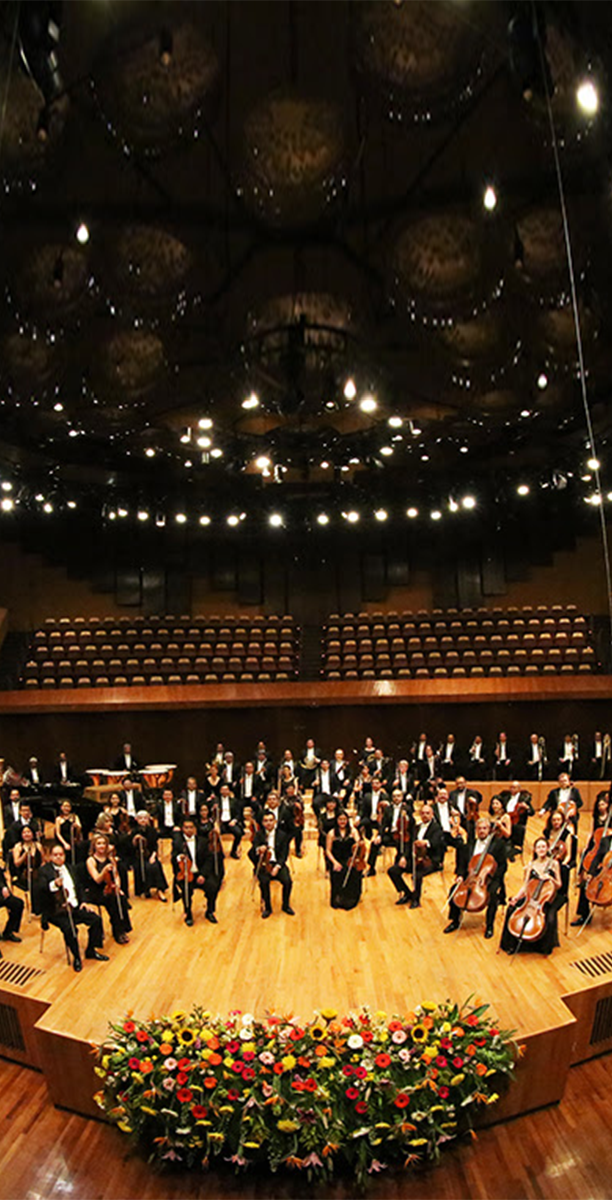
[179,776,205,819]
[356,777,388,874]
[172,816,223,926]
[572,795,612,926]
[0,857,24,946]
[499,837,562,956]
[249,811,295,918]
[392,758,413,799]
[37,845,108,971]
[298,739,320,789]
[282,781,305,858]
[439,734,460,780]
[85,834,132,945]
[53,751,79,787]
[237,762,258,809]
[468,735,487,782]
[418,744,440,798]
[213,783,243,859]
[525,733,547,782]
[368,789,413,873]
[493,732,512,782]
[590,732,611,781]
[10,825,43,912]
[388,802,443,908]
[2,789,22,836]
[254,747,275,796]
[131,811,168,902]
[54,800,84,864]
[559,734,579,778]
[155,787,184,841]
[325,811,364,910]
[114,743,139,773]
[313,759,335,807]
[539,772,583,824]
[500,781,534,855]
[371,748,392,790]
[410,733,429,779]
[444,814,508,940]
[23,756,43,787]
[222,751,240,791]
[331,749,352,801]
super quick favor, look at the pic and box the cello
[506,830,564,948]
[581,804,612,879]
[585,842,612,908]
[452,833,497,914]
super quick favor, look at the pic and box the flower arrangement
[95,999,516,1183]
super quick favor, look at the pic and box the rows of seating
[20,614,299,687]
[322,605,598,679]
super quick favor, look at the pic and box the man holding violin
[368,789,413,875]
[172,816,222,926]
[248,811,295,918]
[444,814,507,939]
[388,801,443,908]
[38,844,108,971]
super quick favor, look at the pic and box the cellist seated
[500,836,561,955]
[444,815,508,940]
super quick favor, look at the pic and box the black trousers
[259,865,292,911]
[49,906,103,959]
[174,875,222,916]
[0,892,24,935]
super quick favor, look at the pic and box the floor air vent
[0,959,44,988]
[570,951,612,979]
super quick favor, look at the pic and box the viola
[292,799,305,828]
[412,838,432,872]
[376,798,389,823]
[507,871,558,941]
[176,853,194,883]
[393,808,412,851]
[256,844,273,872]
[585,847,612,908]
[208,827,223,855]
[453,836,496,913]
[557,796,577,822]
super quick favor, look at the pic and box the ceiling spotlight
[316,513,330,525]
[1,481,13,492]
[144,447,156,458]
[517,484,530,496]
[42,502,53,514]
[198,418,213,430]
[388,416,403,428]
[587,457,600,471]
[210,447,223,459]
[461,495,476,510]
[343,378,357,400]
[320,461,330,470]
[459,445,469,454]
[448,498,459,513]
[76,222,90,245]
[199,514,211,526]
[53,401,63,412]
[483,184,497,211]
[343,510,360,523]
[35,494,44,503]
[520,409,532,419]
[175,512,187,524]
[197,436,212,449]
[380,445,394,457]
[155,513,166,527]
[108,510,117,521]
[406,506,418,519]
[66,500,77,510]
[242,392,260,410]
[587,493,603,506]
[159,27,173,67]
[374,508,388,522]
[117,507,128,518]
[408,420,421,436]
[537,372,548,390]
[227,514,239,527]
[180,428,191,444]
[431,510,442,521]
[1,498,14,512]
[137,509,149,522]
[269,512,284,527]
[255,455,271,471]
[576,79,599,116]
[359,394,377,414]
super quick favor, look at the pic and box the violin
[412,839,432,872]
[176,853,194,883]
[510,797,531,826]
[292,799,305,828]
[208,826,223,855]
[450,813,467,844]
[452,835,497,913]
[466,796,480,823]
[585,847,612,908]
[256,844,273,872]
[507,869,558,941]
[393,808,412,852]
[376,798,389,823]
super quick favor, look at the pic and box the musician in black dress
[10,825,43,913]
[85,834,132,944]
[131,812,168,901]
[500,837,561,955]
[317,797,339,866]
[172,817,223,926]
[572,796,611,925]
[0,861,24,945]
[443,814,508,939]
[37,845,108,971]
[248,812,294,918]
[325,811,363,910]
[54,800,84,865]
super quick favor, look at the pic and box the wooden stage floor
[1,815,612,1125]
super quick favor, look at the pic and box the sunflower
[309,1025,326,1041]
[411,1025,428,1044]
[320,1008,338,1021]
[177,1029,197,1046]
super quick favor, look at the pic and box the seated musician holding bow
[248,811,295,919]
[172,817,223,926]
[37,844,108,971]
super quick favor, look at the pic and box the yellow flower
[421,1002,437,1013]
[243,1141,261,1149]
[201,1049,212,1062]
[450,1073,465,1085]
[309,1025,326,1041]
[200,1029,212,1042]
[171,1010,187,1022]
[441,1122,457,1131]
[320,1008,338,1021]
[209,1132,224,1143]
[161,1030,174,1043]
[101,1055,110,1071]
[376,1011,387,1020]
[411,1025,428,1044]
[117,1122,133,1133]
[196,1120,212,1127]
[241,1042,255,1053]
[178,1029,196,1046]
[281,1054,296,1070]
[219,1105,234,1113]
[94,1067,106,1079]
[441,1022,452,1034]
[93,1091,105,1107]
[377,1030,389,1043]
[429,1105,445,1114]
[409,1138,428,1146]
[486,1093,500,1105]
[318,1056,334,1068]
[375,1122,390,1130]
[141,1106,158,1116]
[277,1119,300,1133]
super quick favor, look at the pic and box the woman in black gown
[500,836,561,955]
[325,811,364,910]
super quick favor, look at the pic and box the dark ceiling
[1,0,612,536]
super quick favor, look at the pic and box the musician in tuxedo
[0,860,24,945]
[172,817,222,925]
[237,762,259,807]
[248,811,294,917]
[3,801,42,855]
[467,736,487,782]
[53,752,79,786]
[432,786,457,849]
[155,788,183,839]
[500,782,534,853]
[331,750,352,801]
[559,734,579,779]
[261,791,293,835]
[254,749,275,797]
[3,789,22,836]
[179,776,206,819]
[222,751,240,790]
[493,732,512,782]
[410,733,428,777]
[448,777,481,831]
[313,759,335,806]
[281,782,305,856]
[387,802,443,907]
[443,814,508,939]
[356,777,389,867]
[371,748,392,790]
[418,744,440,797]
[23,756,43,787]
[113,743,139,773]
[391,759,413,800]
[298,739,320,788]
[213,783,243,858]
[368,789,413,874]
[525,733,546,782]
[439,734,460,781]
[37,845,107,970]
[539,773,583,823]
[590,732,611,781]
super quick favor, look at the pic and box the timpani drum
[86,769,130,787]
[140,764,177,790]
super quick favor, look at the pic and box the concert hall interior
[2,1,612,1196]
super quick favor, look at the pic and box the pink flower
[261,1082,274,1098]
[259,1051,275,1065]
[162,1077,175,1091]
[391,1029,407,1044]
[398,1048,411,1063]
[164,1058,177,1071]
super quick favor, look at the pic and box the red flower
[355,1066,367,1080]
[436,1056,448,1068]
[345,1087,359,1100]
[273,1063,284,1075]
[232,1062,245,1074]
[242,1067,255,1081]
[388,1020,403,1032]
[304,1078,317,1093]
[473,1037,487,1047]
[466,1014,479,1027]
[177,1058,192,1071]
[440,1038,452,1050]
[176,1088,193,1103]
[359,1013,369,1025]
[452,1056,464,1069]
[342,1065,354,1077]
[242,1050,255,1061]
[375,1052,392,1069]
[289,1028,304,1041]
[490,1028,499,1037]
[123,1021,135,1033]
[227,1040,240,1053]
[128,1057,140,1070]
[355,1100,368,1114]
[438,1086,450,1099]
[227,1089,240,1101]
[191,1104,208,1119]
[136,1031,149,1043]
[291,1080,305,1091]
[362,1031,374,1043]
[394,1093,410,1108]
[176,1072,189,1086]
